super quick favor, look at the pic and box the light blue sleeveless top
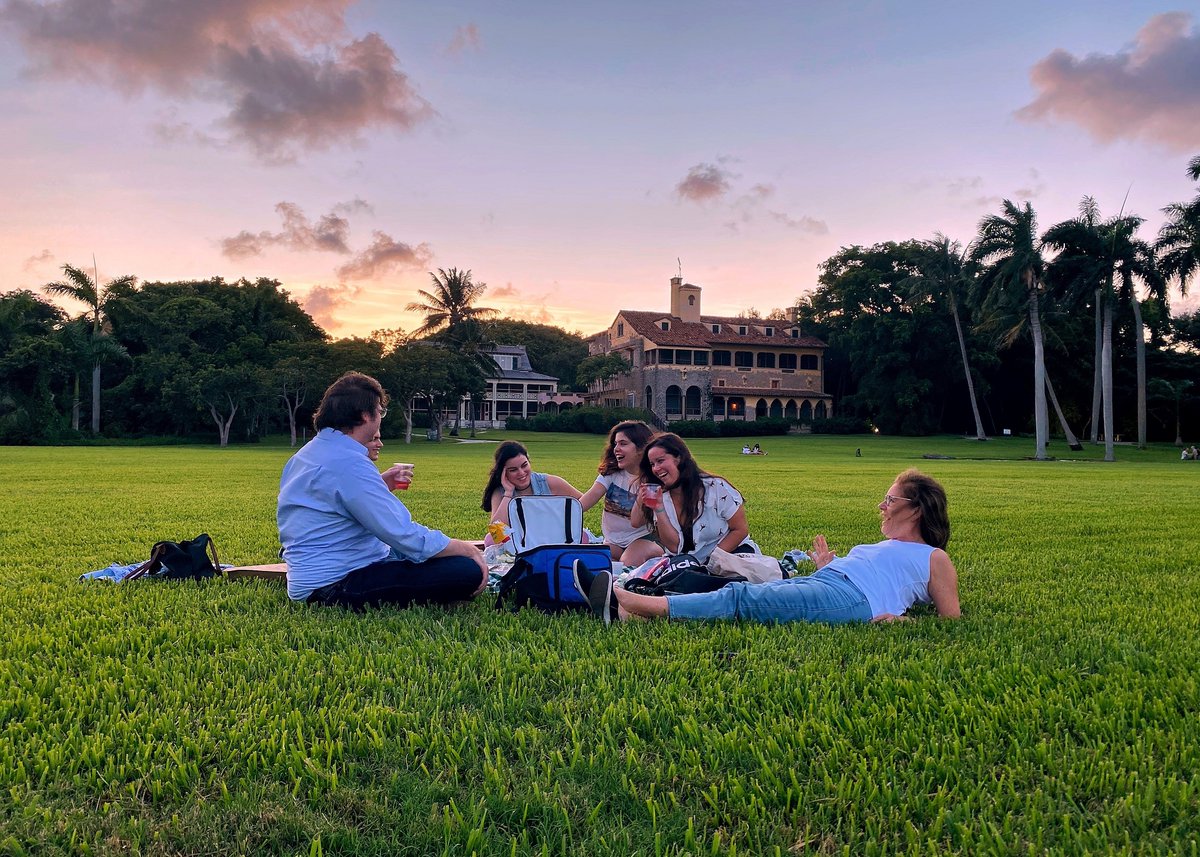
[831,539,935,618]
[530,472,551,495]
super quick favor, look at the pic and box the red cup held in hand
[643,484,662,510]
[393,463,414,490]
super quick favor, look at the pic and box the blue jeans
[307,549,483,611]
[666,568,872,624]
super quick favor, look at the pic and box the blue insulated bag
[494,496,612,614]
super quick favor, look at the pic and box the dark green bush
[717,418,792,437]
[506,406,656,434]
[811,416,871,434]
[670,420,722,437]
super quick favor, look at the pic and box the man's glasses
[379,407,388,419]
[882,494,913,508]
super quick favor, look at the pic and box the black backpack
[126,534,222,581]
[622,553,745,596]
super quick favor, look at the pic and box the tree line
[0,268,587,446]
[4,157,1199,451]
[792,156,1200,459]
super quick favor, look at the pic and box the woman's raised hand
[810,535,836,569]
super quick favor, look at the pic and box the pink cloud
[219,202,352,258]
[302,282,359,330]
[676,162,734,203]
[335,231,433,281]
[22,249,54,271]
[445,23,481,57]
[1017,12,1200,151]
[0,0,433,162]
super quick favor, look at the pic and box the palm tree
[1111,229,1164,449]
[43,262,136,434]
[1157,155,1200,304]
[903,234,986,440]
[406,268,497,436]
[405,268,497,337]
[57,317,128,431]
[971,201,1049,460]
[1044,197,1106,444]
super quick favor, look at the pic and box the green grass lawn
[1,433,1198,855]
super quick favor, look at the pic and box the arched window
[769,399,783,418]
[645,386,653,409]
[800,401,813,422]
[685,386,702,418]
[785,400,797,420]
[665,385,683,418]
[713,396,726,417]
[688,295,695,306]
[815,401,827,419]
[755,399,768,419]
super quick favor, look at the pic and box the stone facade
[586,277,831,424]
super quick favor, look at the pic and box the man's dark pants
[307,554,483,610]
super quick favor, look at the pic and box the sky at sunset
[3,1,1199,339]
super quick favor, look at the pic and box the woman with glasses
[612,468,960,624]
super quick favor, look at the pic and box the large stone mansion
[585,277,831,424]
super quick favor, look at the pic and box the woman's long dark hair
[597,420,656,476]
[481,441,529,511]
[639,433,735,540]
[896,468,950,549]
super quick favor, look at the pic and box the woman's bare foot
[614,586,669,620]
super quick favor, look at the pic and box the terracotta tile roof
[616,310,826,348]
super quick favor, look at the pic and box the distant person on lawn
[613,468,961,625]
[278,372,486,609]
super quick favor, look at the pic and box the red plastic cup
[393,463,414,491]
[643,484,662,509]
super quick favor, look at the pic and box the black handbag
[126,534,222,581]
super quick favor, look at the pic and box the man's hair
[313,372,388,432]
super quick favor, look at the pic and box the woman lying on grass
[612,468,960,624]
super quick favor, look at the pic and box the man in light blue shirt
[278,372,486,608]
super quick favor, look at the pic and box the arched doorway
[800,401,813,422]
[755,399,768,420]
[685,385,702,419]
[769,399,783,419]
[785,400,797,420]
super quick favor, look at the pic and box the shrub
[811,416,871,434]
[670,419,722,437]
[506,406,657,434]
[716,418,792,437]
